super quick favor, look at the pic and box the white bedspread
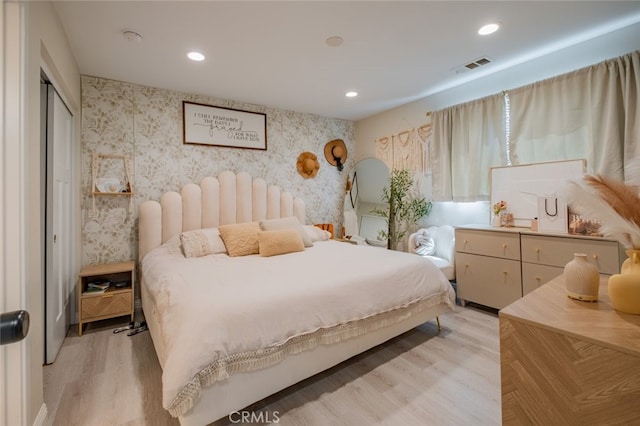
[142,238,455,417]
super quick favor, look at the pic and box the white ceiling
[52,1,640,121]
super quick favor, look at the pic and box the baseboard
[33,403,47,426]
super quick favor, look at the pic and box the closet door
[45,85,73,364]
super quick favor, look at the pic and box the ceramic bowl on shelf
[96,177,122,193]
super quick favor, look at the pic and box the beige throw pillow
[259,217,313,247]
[180,228,227,258]
[218,222,261,257]
[258,229,305,257]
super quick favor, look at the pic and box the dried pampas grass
[567,174,640,249]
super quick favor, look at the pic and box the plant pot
[608,249,640,315]
[564,253,599,302]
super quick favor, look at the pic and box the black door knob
[0,310,30,345]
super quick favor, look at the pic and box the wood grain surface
[500,275,640,425]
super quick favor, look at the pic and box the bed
[138,171,456,425]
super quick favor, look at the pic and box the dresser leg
[460,299,467,307]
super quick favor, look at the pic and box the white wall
[355,22,640,226]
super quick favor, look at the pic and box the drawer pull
[502,243,507,249]
[101,294,114,299]
[536,277,541,282]
[592,254,598,260]
[535,248,540,254]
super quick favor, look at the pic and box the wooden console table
[500,274,640,425]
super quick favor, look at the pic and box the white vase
[564,253,600,302]
[492,214,501,227]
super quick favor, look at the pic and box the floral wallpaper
[81,75,354,266]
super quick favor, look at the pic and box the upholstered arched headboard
[139,171,306,261]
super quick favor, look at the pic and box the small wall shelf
[91,153,134,212]
[91,153,134,196]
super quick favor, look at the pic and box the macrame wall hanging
[374,124,431,173]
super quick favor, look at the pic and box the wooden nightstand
[77,261,135,336]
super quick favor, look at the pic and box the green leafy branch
[370,169,432,249]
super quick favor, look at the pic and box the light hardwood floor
[44,306,500,426]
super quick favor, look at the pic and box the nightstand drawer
[521,235,620,274]
[456,229,521,260]
[81,291,132,320]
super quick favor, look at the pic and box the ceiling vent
[453,56,493,74]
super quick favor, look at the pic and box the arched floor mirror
[344,158,389,246]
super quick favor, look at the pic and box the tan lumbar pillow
[259,216,313,247]
[258,229,305,257]
[218,222,261,257]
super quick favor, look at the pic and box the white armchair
[408,225,456,280]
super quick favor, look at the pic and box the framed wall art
[182,101,267,150]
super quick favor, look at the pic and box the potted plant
[371,169,432,250]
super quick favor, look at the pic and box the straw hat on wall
[297,152,320,179]
[324,139,347,172]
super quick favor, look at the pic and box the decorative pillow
[218,222,261,257]
[258,229,305,257]
[414,235,436,256]
[259,217,313,247]
[303,225,332,242]
[180,228,227,258]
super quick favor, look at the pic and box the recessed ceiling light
[187,51,205,61]
[345,91,358,98]
[478,23,500,36]
[326,36,344,47]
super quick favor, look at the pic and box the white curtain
[431,94,505,201]
[510,50,640,184]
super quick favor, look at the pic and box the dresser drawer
[81,291,132,320]
[522,263,564,296]
[456,229,521,260]
[456,252,522,309]
[521,235,620,274]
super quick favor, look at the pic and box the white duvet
[142,238,456,417]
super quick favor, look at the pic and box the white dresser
[455,225,624,309]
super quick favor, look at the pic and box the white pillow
[303,225,332,242]
[180,228,227,258]
[414,235,436,256]
[259,217,313,247]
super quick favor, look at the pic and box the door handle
[0,310,30,345]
